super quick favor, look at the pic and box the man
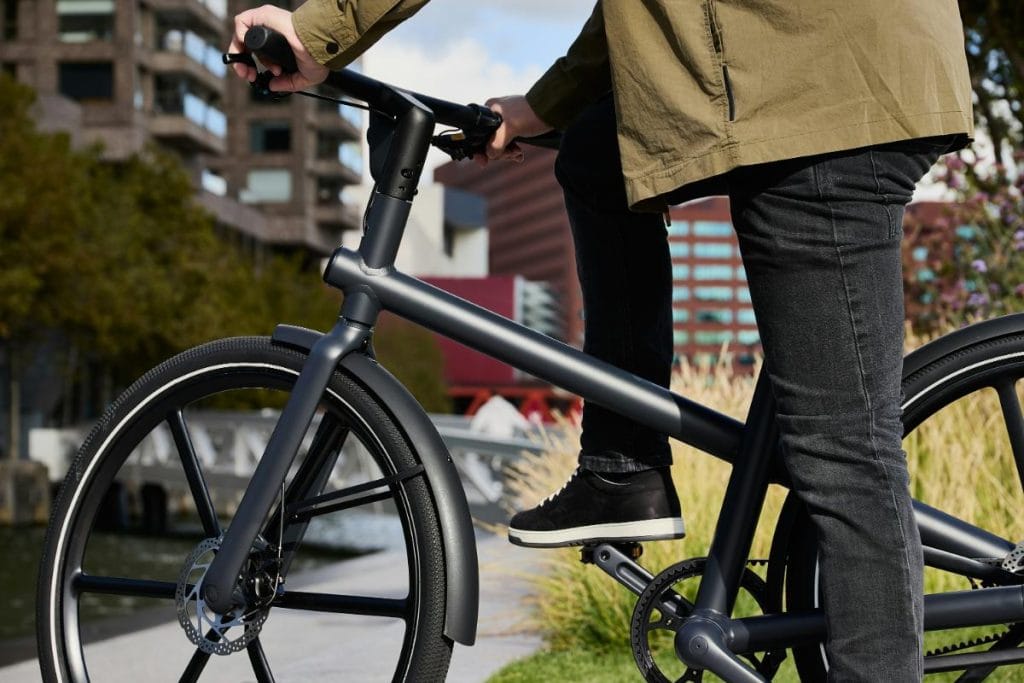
[228,2,973,679]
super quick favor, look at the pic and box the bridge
[28,411,549,531]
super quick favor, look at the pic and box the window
[696,309,732,324]
[737,287,751,302]
[694,265,734,281]
[695,330,733,345]
[695,286,732,302]
[668,220,689,237]
[201,169,227,196]
[737,330,761,345]
[672,286,690,302]
[340,141,362,175]
[693,220,733,237]
[58,0,115,43]
[671,264,690,280]
[250,121,291,153]
[956,225,976,240]
[3,0,17,40]
[59,62,114,101]
[241,169,292,203]
[694,242,734,259]
[672,308,689,323]
[1,62,14,77]
[673,330,689,345]
[737,308,757,325]
[317,177,342,204]
[669,242,690,258]
[736,265,746,280]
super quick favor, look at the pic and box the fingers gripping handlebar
[225,25,560,161]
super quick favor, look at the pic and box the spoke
[274,590,408,619]
[168,410,221,537]
[179,631,218,683]
[247,638,276,683]
[287,465,425,523]
[72,572,178,600]
[994,380,1024,491]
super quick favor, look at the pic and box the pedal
[580,541,643,564]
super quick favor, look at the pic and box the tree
[0,73,450,456]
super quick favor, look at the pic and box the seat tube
[695,369,779,614]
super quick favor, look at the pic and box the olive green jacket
[294,0,974,210]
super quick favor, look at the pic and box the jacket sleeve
[525,2,611,131]
[292,0,430,69]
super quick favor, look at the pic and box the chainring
[630,557,784,682]
[175,537,269,655]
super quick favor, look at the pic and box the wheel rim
[45,361,426,682]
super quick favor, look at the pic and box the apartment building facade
[0,0,363,257]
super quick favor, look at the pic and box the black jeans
[556,95,950,680]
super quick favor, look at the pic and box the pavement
[1,533,544,682]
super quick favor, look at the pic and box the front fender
[272,324,478,646]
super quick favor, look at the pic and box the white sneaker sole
[507,517,685,548]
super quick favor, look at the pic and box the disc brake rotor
[175,537,269,655]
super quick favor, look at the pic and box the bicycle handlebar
[238,25,560,157]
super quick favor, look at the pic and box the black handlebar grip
[244,25,298,74]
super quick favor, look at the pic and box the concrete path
[3,534,544,681]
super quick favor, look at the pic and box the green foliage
[958,1,1024,169]
[372,314,451,413]
[0,73,447,423]
[902,157,1024,331]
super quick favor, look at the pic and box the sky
[358,0,595,175]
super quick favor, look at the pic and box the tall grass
[501,335,1024,680]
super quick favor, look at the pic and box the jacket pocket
[705,0,735,122]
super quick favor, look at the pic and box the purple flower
[1016,283,1024,297]
[1015,230,1024,241]
[967,292,990,308]
[972,259,988,273]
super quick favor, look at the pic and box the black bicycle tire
[785,328,1024,681]
[36,336,453,682]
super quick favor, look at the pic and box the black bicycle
[36,27,1024,682]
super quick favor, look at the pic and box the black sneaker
[507,467,685,548]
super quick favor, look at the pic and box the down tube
[325,248,742,460]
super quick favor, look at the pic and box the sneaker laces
[540,468,580,506]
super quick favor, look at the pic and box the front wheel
[37,337,452,682]
[785,324,1024,680]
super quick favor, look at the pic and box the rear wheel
[37,337,452,682]
[786,326,1024,681]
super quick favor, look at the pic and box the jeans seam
[821,157,923,676]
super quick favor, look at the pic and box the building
[0,0,364,257]
[434,148,584,347]
[667,197,760,368]
[435,151,763,370]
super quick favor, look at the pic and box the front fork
[202,313,371,614]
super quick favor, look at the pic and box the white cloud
[362,37,546,176]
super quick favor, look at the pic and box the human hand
[475,96,552,167]
[227,4,328,92]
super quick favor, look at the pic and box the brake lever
[222,52,291,101]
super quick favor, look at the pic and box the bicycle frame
[201,67,1024,679]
